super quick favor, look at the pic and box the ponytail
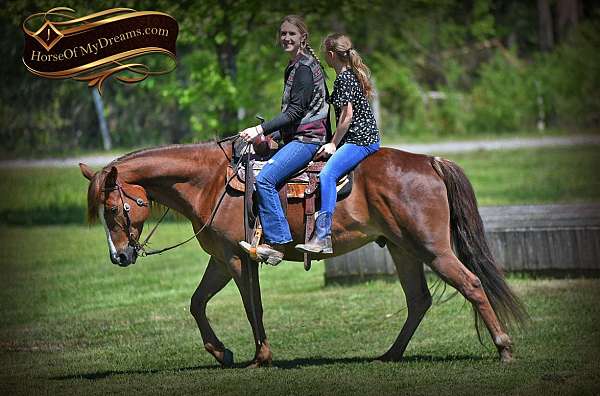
[347,48,374,99]
[323,33,374,99]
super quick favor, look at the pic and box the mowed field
[1,145,599,394]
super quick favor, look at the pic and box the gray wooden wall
[324,204,600,283]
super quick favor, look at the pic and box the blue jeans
[256,140,319,244]
[320,142,380,214]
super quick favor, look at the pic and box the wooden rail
[324,204,600,284]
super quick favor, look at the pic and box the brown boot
[239,241,285,266]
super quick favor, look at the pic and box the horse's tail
[431,157,528,331]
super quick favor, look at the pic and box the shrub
[536,21,600,129]
[468,52,536,133]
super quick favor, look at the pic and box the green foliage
[2,1,599,156]
[536,21,600,129]
[371,54,427,137]
[469,52,536,133]
[1,223,600,394]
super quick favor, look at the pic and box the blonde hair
[279,15,323,68]
[323,33,373,99]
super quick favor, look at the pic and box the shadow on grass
[50,354,484,380]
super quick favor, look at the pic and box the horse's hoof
[245,358,272,369]
[495,334,514,364]
[500,349,514,364]
[221,349,234,368]
[245,361,260,369]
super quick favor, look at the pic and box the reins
[132,135,249,257]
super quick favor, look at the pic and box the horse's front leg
[190,256,235,367]
[230,255,272,368]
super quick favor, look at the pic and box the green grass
[0,145,599,225]
[1,224,599,394]
[0,167,87,224]
[0,148,132,161]
[443,145,600,205]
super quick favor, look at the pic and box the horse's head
[80,163,150,267]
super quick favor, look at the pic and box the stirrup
[239,241,284,266]
[239,241,259,261]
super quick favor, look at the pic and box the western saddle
[226,137,352,270]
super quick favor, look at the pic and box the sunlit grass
[1,224,599,394]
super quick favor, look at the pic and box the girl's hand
[239,125,262,143]
[316,142,336,159]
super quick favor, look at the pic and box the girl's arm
[332,103,353,147]
[317,103,352,158]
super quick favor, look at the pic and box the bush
[468,52,537,133]
[372,54,429,138]
[536,21,600,129]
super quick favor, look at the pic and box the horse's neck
[118,145,226,220]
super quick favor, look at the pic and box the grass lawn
[0,145,599,225]
[442,145,600,206]
[1,224,599,395]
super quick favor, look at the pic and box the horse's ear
[79,163,95,181]
[105,166,118,188]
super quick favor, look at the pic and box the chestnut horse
[79,142,526,368]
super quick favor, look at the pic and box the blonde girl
[296,33,380,254]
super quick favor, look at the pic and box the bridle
[102,135,249,258]
[102,182,149,254]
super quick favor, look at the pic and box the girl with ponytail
[296,33,380,255]
[238,15,330,265]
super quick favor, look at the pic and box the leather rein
[107,135,248,257]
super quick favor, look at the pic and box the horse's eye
[110,206,118,214]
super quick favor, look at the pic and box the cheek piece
[103,183,148,253]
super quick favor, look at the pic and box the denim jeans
[256,140,319,244]
[319,142,380,214]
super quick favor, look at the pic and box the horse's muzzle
[110,245,138,267]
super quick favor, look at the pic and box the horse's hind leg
[190,256,234,367]
[428,251,513,362]
[377,244,432,362]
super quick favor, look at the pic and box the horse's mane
[87,169,107,224]
[107,141,220,167]
[87,141,223,224]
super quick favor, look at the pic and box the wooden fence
[324,203,600,284]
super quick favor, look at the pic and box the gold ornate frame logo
[22,7,178,94]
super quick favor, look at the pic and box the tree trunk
[371,77,382,130]
[216,42,239,134]
[537,0,554,51]
[91,88,111,151]
[556,0,580,41]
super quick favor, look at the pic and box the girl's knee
[319,168,336,183]
[255,174,275,192]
